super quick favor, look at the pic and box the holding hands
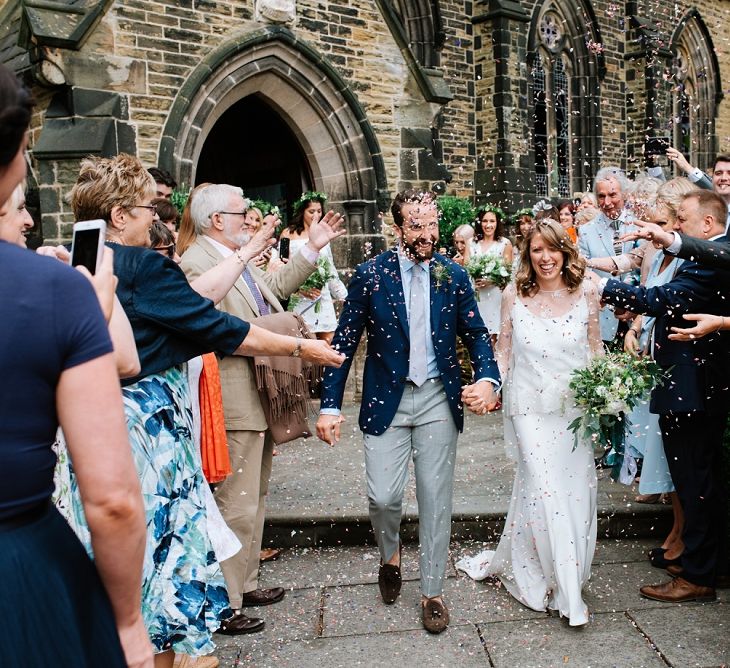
[461,381,499,416]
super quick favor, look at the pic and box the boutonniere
[431,261,452,290]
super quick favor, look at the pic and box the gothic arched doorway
[195,95,311,221]
[158,27,389,268]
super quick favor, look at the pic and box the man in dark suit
[601,190,730,602]
[316,190,500,633]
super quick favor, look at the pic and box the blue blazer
[602,236,730,416]
[578,213,639,340]
[321,249,499,435]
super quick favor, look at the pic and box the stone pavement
[216,539,729,667]
[212,402,728,667]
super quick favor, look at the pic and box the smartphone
[279,237,290,260]
[70,219,106,275]
[645,136,670,156]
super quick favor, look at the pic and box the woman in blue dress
[67,154,343,667]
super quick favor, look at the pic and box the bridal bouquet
[465,254,512,290]
[289,256,335,314]
[567,352,666,455]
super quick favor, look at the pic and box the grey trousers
[363,379,458,597]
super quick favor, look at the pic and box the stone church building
[1,0,728,266]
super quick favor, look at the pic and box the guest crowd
[1,60,729,667]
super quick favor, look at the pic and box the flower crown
[532,199,553,215]
[293,190,327,214]
[251,199,280,217]
[514,207,534,219]
[479,203,505,220]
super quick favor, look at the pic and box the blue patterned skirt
[122,365,231,654]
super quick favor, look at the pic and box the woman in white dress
[278,191,347,344]
[471,206,513,340]
[458,219,603,627]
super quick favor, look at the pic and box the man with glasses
[179,183,345,635]
[316,189,499,634]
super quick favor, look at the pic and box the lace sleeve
[584,280,604,358]
[495,283,517,377]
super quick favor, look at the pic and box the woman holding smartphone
[0,65,153,667]
[67,155,344,668]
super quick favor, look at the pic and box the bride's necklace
[539,287,569,296]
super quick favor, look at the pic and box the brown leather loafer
[378,563,402,604]
[640,577,716,603]
[666,564,683,577]
[422,598,450,634]
[216,612,265,635]
[240,587,286,607]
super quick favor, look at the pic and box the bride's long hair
[515,219,586,297]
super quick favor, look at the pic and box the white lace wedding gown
[457,282,603,626]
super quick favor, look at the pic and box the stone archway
[159,27,389,267]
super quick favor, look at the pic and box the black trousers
[660,411,728,587]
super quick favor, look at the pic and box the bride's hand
[461,382,499,415]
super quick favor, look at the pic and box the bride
[457,219,603,626]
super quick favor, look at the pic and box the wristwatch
[290,339,302,357]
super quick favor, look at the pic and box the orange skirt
[199,353,231,483]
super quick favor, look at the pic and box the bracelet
[716,317,726,333]
[628,328,639,336]
[234,249,246,264]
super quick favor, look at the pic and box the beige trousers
[213,429,274,609]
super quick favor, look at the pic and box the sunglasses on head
[153,243,176,259]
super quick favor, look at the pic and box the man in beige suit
[180,183,344,635]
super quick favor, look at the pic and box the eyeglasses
[153,243,176,259]
[218,210,247,217]
[404,221,439,232]
[133,204,158,215]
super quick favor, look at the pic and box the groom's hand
[316,413,345,446]
[461,382,499,415]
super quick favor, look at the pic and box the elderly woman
[68,154,343,668]
[0,66,152,667]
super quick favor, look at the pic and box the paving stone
[592,538,655,564]
[628,604,730,668]
[482,612,667,668]
[215,586,320,652]
[584,560,729,614]
[223,625,489,667]
[260,544,456,591]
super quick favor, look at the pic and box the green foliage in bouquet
[436,196,476,247]
[567,352,667,451]
[170,187,190,216]
[465,253,512,289]
[288,256,335,313]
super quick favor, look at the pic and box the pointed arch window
[530,44,571,197]
[670,13,720,172]
[528,1,603,200]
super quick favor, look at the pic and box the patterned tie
[408,263,428,386]
[242,267,270,316]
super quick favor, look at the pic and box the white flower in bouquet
[466,253,512,290]
[567,351,667,451]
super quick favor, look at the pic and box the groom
[316,190,500,633]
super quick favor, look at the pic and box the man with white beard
[180,183,344,634]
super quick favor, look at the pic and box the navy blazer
[602,235,730,415]
[320,249,499,435]
[111,243,249,386]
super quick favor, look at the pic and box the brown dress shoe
[666,564,683,577]
[240,587,286,607]
[378,563,402,604]
[640,577,716,603]
[216,612,265,635]
[422,598,450,634]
